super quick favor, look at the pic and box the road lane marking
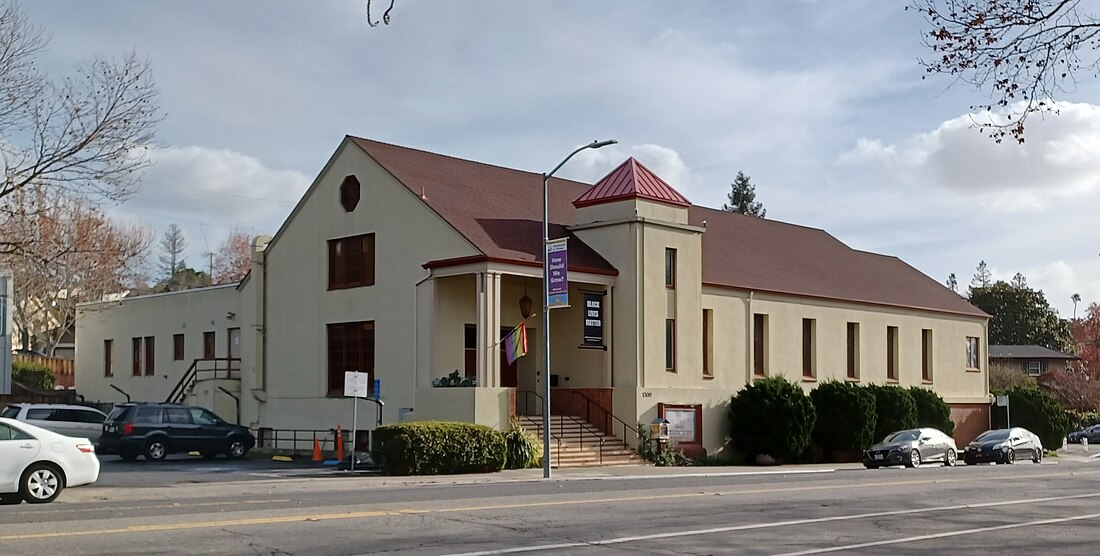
[434,491,1100,556]
[773,511,1100,555]
[3,470,1099,542]
[6,499,293,516]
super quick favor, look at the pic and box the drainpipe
[745,291,754,385]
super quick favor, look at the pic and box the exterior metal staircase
[518,415,645,468]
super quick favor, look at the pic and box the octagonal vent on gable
[340,175,361,212]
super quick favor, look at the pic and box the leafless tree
[912,0,1100,143]
[158,224,187,288]
[0,1,160,253]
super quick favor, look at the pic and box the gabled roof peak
[573,157,691,209]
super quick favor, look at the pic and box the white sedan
[0,417,100,504]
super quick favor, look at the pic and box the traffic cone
[312,438,322,462]
[336,425,344,459]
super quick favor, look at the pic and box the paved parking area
[93,453,326,487]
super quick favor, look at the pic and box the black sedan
[863,428,958,469]
[963,427,1043,465]
[1067,424,1100,444]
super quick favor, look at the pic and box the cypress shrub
[992,387,1069,449]
[371,421,506,475]
[729,376,816,462]
[867,384,918,443]
[810,381,877,455]
[908,386,955,436]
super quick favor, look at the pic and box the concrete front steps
[518,415,646,468]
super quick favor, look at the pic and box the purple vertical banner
[546,238,569,308]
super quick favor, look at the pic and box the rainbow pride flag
[504,322,528,365]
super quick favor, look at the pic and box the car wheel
[906,449,921,468]
[1033,449,1043,464]
[225,438,249,460]
[944,449,956,467]
[1004,448,1015,464]
[20,464,63,504]
[145,439,168,461]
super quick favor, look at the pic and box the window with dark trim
[203,331,216,359]
[173,334,185,361]
[887,326,899,381]
[702,309,713,378]
[104,339,113,377]
[1027,361,1043,376]
[965,336,980,370]
[131,337,142,376]
[922,329,934,382]
[665,319,676,372]
[327,321,375,397]
[846,322,860,380]
[802,318,815,379]
[753,313,767,377]
[664,248,676,289]
[464,324,477,378]
[328,233,376,290]
[144,337,155,376]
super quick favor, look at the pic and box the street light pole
[541,139,616,479]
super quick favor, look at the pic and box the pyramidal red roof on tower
[573,157,691,208]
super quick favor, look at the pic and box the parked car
[863,427,957,469]
[963,427,1043,465]
[97,402,254,461]
[0,403,107,443]
[1067,424,1100,444]
[0,417,100,504]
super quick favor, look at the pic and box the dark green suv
[98,403,254,461]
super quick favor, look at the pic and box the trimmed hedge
[810,381,877,454]
[908,386,955,436]
[729,376,816,462]
[11,361,54,391]
[371,421,506,475]
[993,387,1069,449]
[867,385,917,442]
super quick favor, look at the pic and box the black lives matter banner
[582,291,604,347]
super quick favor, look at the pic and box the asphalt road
[2,458,1099,555]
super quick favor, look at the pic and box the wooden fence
[12,354,75,390]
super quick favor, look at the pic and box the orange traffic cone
[312,438,323,462]
[336,425,344,459]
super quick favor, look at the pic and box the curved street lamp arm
[545,139,618,180]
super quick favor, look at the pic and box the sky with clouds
[21,0,1100,316]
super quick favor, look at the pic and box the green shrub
[371,421,506,475]
[867,384,917,442]
[908,387,955,436]
[637,423,685,466]
[729,376,816,462]
[993,387,1069,449]
[503,420,542,470]
[810,381,877,454]
[11,361,54,390]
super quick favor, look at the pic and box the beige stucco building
[76,137,992,453]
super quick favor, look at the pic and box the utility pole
[203,251,214,285]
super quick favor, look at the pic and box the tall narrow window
[203,331,216,359]
[665,319,676,372]
[922,329,934,382]
[131,337,142,376]
[327,321,375,396]
[664,248,676,288]
[104,339,114,377]
[802,318,816,379]
[328,233,376,290]
[173,334,185,361]
[753,313,768,377]
[702,309,713,378]
[143,336,155,376]
[846,322,860,380]
[965,336,980,370]
[464,324,477,378]
[887,326,899,381]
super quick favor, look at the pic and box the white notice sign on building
[344,371,370,398]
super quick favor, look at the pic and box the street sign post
[344,371,371,472]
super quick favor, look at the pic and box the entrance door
[500,327,518,388]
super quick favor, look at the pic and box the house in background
[989,345,1078,377]
[76,136,993,458]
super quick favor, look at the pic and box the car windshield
[884,430,919,443]
[0,406,18,418]
[976,430,1011,442]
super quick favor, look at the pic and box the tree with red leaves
[1072,302,1100,373]
[212,226,253,285]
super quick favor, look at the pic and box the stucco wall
[75,285,241,406]
[255,140,479,430]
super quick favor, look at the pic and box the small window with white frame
[1027,361,1042,376]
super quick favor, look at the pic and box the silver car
[863,427,958,468]
[0,404,107,444]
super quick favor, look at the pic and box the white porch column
[415,276,436,388]
[476,272,502,388]
[489,272,502,388]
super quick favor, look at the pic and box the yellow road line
[8,498,293,516]
[2,469,1098,542]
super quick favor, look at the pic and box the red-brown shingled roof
[573,157,691,208]
[349,136,985,318]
